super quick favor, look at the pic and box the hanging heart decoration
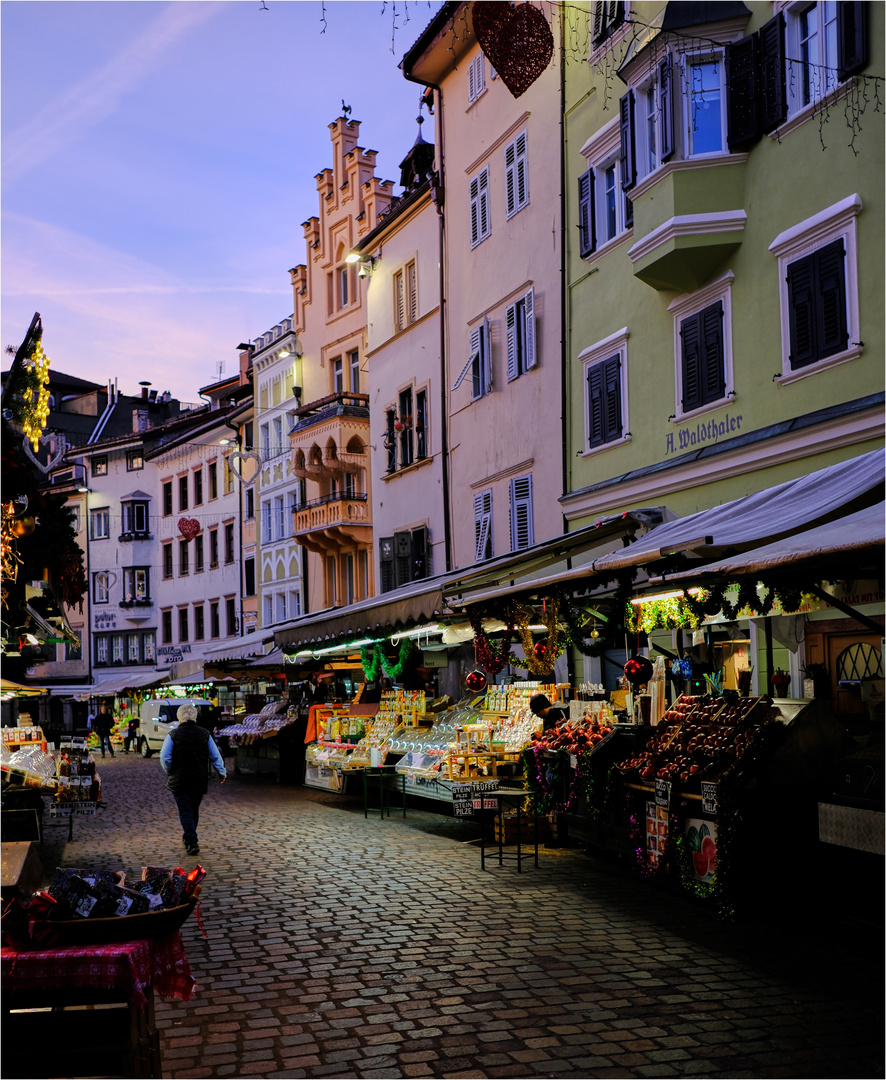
[228,450,262,487]
[178,517,200,541]
[21,433,67,475]
[472,1,554,99]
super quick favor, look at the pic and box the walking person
[160,703,226,857]
[94,705,115,758]
[124,715,140,753]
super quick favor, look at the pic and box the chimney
[139,381,152,400]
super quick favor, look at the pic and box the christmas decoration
[624,655,653,686]
[178,518,201,541]
[512,600,561,677]
[472,0,554,99]
[359,637,415,682]
[469,609,514,675]
[464,668,488,694]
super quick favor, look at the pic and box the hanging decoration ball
[11,514,36,538]
[624,655,654,687]
[534,641,548,661]
[464,668,488,694]
[472,0,554,99]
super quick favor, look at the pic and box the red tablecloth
[1,931,195,1009]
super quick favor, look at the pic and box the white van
[137,698,215,757]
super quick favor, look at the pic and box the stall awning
[653,501,885,583]
[201,635,275,663]
[592,449,884,575]
[274,579,446,652]
[89,669,170,696]
[0,678,48,697]
[443,508,668,608]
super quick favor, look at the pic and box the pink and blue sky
[2,0,442,401]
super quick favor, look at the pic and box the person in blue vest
[160,703,226,857]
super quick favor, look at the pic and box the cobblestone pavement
[40,753,883,1080]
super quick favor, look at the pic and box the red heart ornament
[472,1,554,99]
[178,517,200,541]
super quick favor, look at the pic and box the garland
[510,600,561,676]
[523,745,583,814]
[359,637,414,682]
[19,343,52,451]
[557,594,615,658]
[468,609,514,675]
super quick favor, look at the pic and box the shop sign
[94,612,117,630]
[157,645,191,662]
[654,778,671,808]
[665,412,743,456]
[452,779,499,816]
[701,781,719,815]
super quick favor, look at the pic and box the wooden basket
[48,890,200,946]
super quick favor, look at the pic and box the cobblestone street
[40,753,883,1080]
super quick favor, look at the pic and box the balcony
[293,492,371,555]
[628,158,748,292]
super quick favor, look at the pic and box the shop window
[509,475,534,551]
[474,491,493,562]
[506,289,537,380]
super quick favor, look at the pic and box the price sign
[451,783,475,817]
[655,778,671,808]
[701,781,719,815]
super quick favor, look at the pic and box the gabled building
[402,1,565,573]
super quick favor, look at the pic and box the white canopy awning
[89,669,170,697]
[653,501,885,583]
[593,449,884,575]
[201,635,275,663]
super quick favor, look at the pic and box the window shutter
[838,1,868,79]
[624,194,633,230]
[680,312,703,411]
[379,537,395,593]
[394,271,405,332]
[394,531,412,587]
[759,13,786,134]
[509,476,534,550]
[659,56,675,161]
[592,1,605,43]
[578,168,595,257]
[474,492,492,561]
[587,363,604,447]
[815,238,848,360]
[701,301,725,402]
[726,33,759,148]
[603,354,623,441]
[482,317,493,395]
[506,303,519,381]
[619,91,636,191]
[468,324,483,398]
[411,526,429,581]
[478,168,489,238]
[505,141,516,216]
[407,261,417,324]
[470,175,480,246]
[786,253,817,370]
[516,132,528,208]
[524,288,537,370]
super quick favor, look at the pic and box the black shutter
[619,91,636,191]
[815,238,848,360]
[578,168,595,257]
[787,253,817,370]
[700,301,725,403]
[759,13,786,134]
[624,193,633,230]
[379,537,395,593]
[394,531,412,588]
[726,33,759,148]
[680,312,702,411]
[411,526,429,581]
[838,1,868,79]
[603,354,623,442]
[587,364,604,447]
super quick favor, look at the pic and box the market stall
[215,700,305,783]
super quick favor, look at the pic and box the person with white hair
[159,702,226,856]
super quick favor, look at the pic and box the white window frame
[768,193,861,384]
[668,271,735,421]
[91,507,110,540]
[93,571,110,604]
[509,475,534,551]
[579,327,631,456]
[506,288,537,381]
[96,636,109,665]
[468,53,486,104]
[578,117,632,258]
[682,51,727,158]
[784,0,839,115]
[123,501,148,534]
[504,131,529,218]
[263,593,274,626]
[473,490,493,562]
[469,166,491,248]
[469,317,492,401]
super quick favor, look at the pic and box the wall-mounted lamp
[219,438,231,445]
[279,339,303,360]
[292,385,302,402]
[346,249,380,276]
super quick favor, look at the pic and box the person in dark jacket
[94,705,115,758]
[529,693,570,732]
[160,703,226,856]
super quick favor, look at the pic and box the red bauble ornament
[534,641,547,660]
[178,517,200,541]
[472,1,555,99]
[624,655,654,687]
[464,669,488,693]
